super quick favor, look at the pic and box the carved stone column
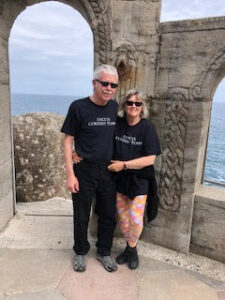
[159,88,189,212]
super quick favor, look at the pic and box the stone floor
[0,197,225,300]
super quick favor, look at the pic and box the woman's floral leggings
[116,192,147,248]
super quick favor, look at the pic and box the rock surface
[12,113,70,202]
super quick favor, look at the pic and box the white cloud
[9,0,225,99]
[9,1,93,96]
[161,0,225,21]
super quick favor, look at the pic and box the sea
[10,93,225,187]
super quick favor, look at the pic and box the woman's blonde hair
[118,89,149,119]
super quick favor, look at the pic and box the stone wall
[12,113,70,202]
[190,185,225,263]
[144,17,225,254]
[111,0,161,98]
[0,0,18,230]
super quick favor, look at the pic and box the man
[61,64,119,272]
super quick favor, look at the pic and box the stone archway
[188,44,225,187]
[0,0,111,231]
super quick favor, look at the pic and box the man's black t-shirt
[113,117,161,198]
[61,97,118,162]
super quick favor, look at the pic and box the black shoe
[116,245,129,265]
[128,246,139,270]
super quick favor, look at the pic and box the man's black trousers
[72,160,116,256]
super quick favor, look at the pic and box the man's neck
[90,95,107,106]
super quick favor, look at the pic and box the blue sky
[9,0,225,101]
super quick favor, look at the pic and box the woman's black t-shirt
[61,97,118,162]
[113,117,161,198]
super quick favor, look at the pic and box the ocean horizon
[10,93,84,116]
[10,93,225,186]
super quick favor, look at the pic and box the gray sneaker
[73,254,86,272]
[96,254,118,272]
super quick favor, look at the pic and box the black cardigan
[114,165,159,222]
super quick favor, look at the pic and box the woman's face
[125,94,143,119]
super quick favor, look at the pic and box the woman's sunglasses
[95,79,118,89]
[126,100,143,107]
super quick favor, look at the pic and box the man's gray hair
[118,89,149,119]
[94,64,118,79]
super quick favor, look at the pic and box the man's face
[93,72,118,104]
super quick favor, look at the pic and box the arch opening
[203,78,225,188]
[8,1,94,204]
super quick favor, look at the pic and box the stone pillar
[0,0,28,230]
[0,28,15,230]
[143,18,225,254]
[110,0,161,100]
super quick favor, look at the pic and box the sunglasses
[126,100,143,107]
[95,79,118,89]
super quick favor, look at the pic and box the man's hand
[108,160,124,172]
[72,150,83,164]
[66,175,79,193]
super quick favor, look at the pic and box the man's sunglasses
[126,100,143,107]
[95,79,118,89]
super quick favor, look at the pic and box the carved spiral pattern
[159,90,188,212]
[189,84,203,102]
[189,44,225,102]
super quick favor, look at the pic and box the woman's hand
[72,150,83,164]
[108,160,124,172]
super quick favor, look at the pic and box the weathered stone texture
[111,0,161,98]
[191,186,225,263]
[0,82,14,229]
[0,0,27,38]
[152,17,225,254]
[160,16,225,33]
[0,161,14,230]
[158,22,225,96]
[12,113,70,202]
[0,37,9,85]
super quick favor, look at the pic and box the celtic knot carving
[159,88,189,212]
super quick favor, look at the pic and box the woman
[108,89,161,270]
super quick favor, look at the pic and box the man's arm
[63,134,79,193]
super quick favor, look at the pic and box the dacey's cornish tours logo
[115,134,142,146]
[88,117,116,127]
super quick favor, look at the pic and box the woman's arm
[108,155,156,172]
